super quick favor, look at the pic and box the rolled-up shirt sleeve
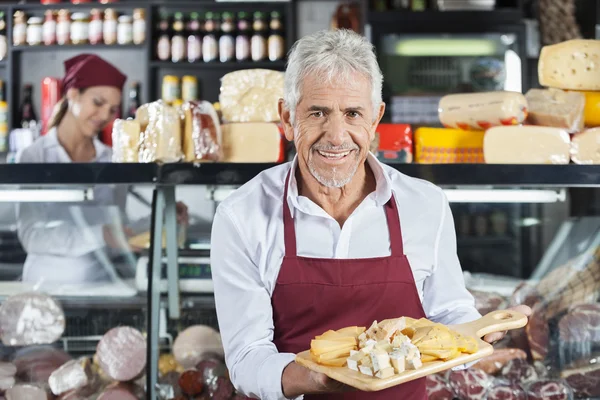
[211,205,295,400]
[422,191,481,326]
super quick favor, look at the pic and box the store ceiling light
[443,189,566,203]
[0,189,94,202]
[395,39,497,56]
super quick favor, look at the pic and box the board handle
[457,310,528,338]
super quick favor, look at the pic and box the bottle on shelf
[127,81,141,119]
[187,12,202,63]
[70,12,90,45]
[162,75,180,106]
[219,12,235,63]
[103,8,118,45]
[171,12,186,63]
[268,11,284,62]
[13,11,27,46]
[202,12,218,63]
[43,10,57,46]
[182,76,198,102]
[89,9,103,45]
[235,11,250,62]
[0,81,8,152]
[56,9,71,45]
[117,15,133,45]
[19,84,38,131]
[132,8,145,45]
[156,12,171,61]
[251,11,267,62]
[0,12,8,58]
[27,16,43,46]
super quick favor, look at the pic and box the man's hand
[483,304,532,344]
[282,362,353,398]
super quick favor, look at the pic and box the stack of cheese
[218,69,286,163]
[309,317,479,380]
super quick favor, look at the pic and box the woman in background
[16,54,187,286]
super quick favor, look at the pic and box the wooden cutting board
[295,309,528,392]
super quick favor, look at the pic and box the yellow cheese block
[414,127,485,164]
[539,40,600,91]
[221,122,283,163]
[580,91,600,127]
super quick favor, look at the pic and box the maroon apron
[272,170,427,400]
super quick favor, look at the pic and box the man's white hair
[283,29,383,123]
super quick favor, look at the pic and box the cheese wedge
[337,326,366,337]
[539,40,600,91]
[315,347,354,362]
[310,340,355,356]
[420,354,438,363]
[320,357,347,367]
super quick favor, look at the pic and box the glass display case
[0,163,598,399]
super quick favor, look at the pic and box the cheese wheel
[221,122,284,162]
[438,91,528,130]
[525,89,584,133]
[484,126,570,164]
[414,127,485,164]
[571,128,600,164]
[538,39,600,91]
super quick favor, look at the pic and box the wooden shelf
[11,43,145,52]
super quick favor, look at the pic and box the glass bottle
[219,12,234,63]
[171,12,186,63]
[268,11,284,61]
[88,9,103,45]
[251,12,267,61]
[235,11,250,62]
[70,12,89,45]
[27,17,43,46]
[132,8,145,45]
[187,12,202,63]
[117,15,133,45]
[43,10,57,46]
[202,12,218,62]
[13,11,27,46]
[156,12,171,61]
[0,12,6,59]
[19,84,38,130]
[103,8,118,45]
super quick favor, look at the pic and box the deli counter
[0,163,597,400]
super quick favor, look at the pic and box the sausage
[472,348,528,375]
[95,327,147,382]
[172,326,224,369]
[438,91,528,130]
[97,383,144,400]
[12,346,72,384]
[179,370,204,396]
[5,384,49,400]
[0,292,65,346]
[48,358,92,396]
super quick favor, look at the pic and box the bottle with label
[43,10,57,46]
[0,12,7,59]
[132,8,145,45]
[182,76,198,102]
[127,81,141,119]
[70,12,89,45]
[162,75,180,105]
[268,11,284,61]
[251,12,267,62]
[117,15,133,45]
[88,9,103,45]
[187,12,202,63]
[171,12,186,63]
[219,12,235,63]
[27,17,43,46]
[19,84,38,130]
[202,12,218,62]
[235,11,250,62]
[13,11,27,46]
[103,8,118,45]
[56,9,71,45]
[0,81,7,152]
[411,0,427,11]
[156,12,171,61]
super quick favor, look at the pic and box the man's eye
[347,111,360,118]
[311,111,324,118]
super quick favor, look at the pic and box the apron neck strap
[283,169,404,257]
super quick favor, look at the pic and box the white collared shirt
[211,153,481,400]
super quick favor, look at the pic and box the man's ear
[278,98,295,142]
[369,102,386,140]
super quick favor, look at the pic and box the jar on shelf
[132,8,145,45]
[99,0,119,3]
[0,12,7,60]
[182,76,198,102]
[41,0,62,4]
[13,11,27,46]
[26,16,43,46]
[43,10,57,45]
[70,12,89,45]
[70,0,92,3]
[89,9,103,45]
[117,15,133,45]
[56,9,71,45]
[162,75,180,105]
[103,8,118,45]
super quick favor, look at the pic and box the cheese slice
[484,126,570,164]
[221,122,283,163]
[525,88,584,133]
[376,366,395,379]
[539,40,600,91]
[571,128,600,164]
[337,326,366,337]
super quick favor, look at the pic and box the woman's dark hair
[47,88,87,130]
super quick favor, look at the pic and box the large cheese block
[138,101,183,163]
[484,126,570,164]
[219,69,284,123]
[438,91,528,130]
[525,88,584,133]
[182,101,221,162]
[571,128,600,164]
[221,122,284,163]
[414,127,485,164]
[111,119,140,162]
[579,91,600,127]
[539,40,600,91]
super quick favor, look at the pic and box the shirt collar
[44,127,110,161]
[286,152,393,218]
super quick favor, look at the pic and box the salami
[48,358,92,396]
[501,358,539,384]
[526,379,573,400]
[0,292,65,346]
[173,326,224,369]
[179,370,204,396]
[472,349,527,375]
[560,361,600,398]
[12,346,72,384]
[448,369,491,400]
[470,290,507,315]
[485,379,527,400]
[425,373,455,400]
[96,326,146,382]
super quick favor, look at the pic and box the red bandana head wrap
[62,54,127,93]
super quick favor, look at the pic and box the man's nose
[323,115,346,146]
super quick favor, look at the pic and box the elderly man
[211,29,529,399]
